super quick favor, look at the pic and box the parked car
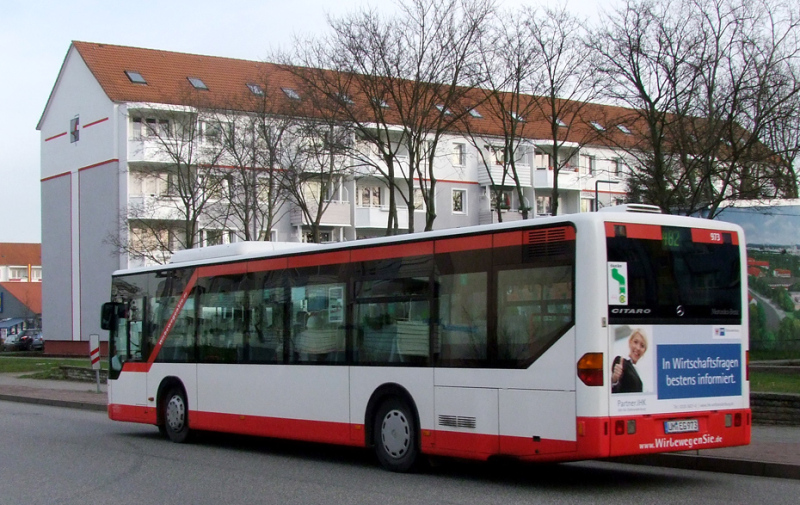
[30,331,44,351]
[3,333,20,351]
[16,329,42,351]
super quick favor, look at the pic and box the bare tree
[526,4,600,215]
[281,119,356,243]
[108,99,229,264]
[590,0,800,217]
[284,0,495,234]
[210,77,297,241]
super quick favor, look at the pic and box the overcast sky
[0,0,608,244]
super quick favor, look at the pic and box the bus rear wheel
[373,398,419,472]
[162,387,190,443]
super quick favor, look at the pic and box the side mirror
[101,302,122,330]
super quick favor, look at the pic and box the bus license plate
[664,420,699,434]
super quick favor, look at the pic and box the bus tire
[373,397,419,472]
[162,386,190,443]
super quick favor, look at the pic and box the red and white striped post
[90,334,101,393]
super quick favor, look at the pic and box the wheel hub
[381,410,410,458]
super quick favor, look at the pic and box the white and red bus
[101,206,750,471]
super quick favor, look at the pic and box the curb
[0,393,107,412]
[614,453,800,480]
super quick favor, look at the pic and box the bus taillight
[577,353,604,386]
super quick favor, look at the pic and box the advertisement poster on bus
[609,324,744,416]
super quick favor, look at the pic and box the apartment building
[37,42,630,354]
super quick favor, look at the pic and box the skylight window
[468,108,483,119]
[617,124,632,134]
[247,83,265,96]
[188,77,208,90]
[337,93,354,105]
[436,104,453,116]
[125,70,147,84]
[509,111,526,122]
[282,87,301,100]
[590,121,605,131]
[554,117,567,127]
[372,97,389,108]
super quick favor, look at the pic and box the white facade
[38,42,630,352]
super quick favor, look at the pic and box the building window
[452,189,467,214]
[581,198,595,213]
[491,189,513,210]
[132,117,170,139]
[9,267,28,281]
[487,145,505,165]
[614,158,624,175]
[203,229,233,246]
[413,188,425,211]
[70,117,79,143]
[452,143,466,166]
[580,154,596,175]
[358,186,382,208]
[537,196,551,215]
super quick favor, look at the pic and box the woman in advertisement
[611,328,648,393]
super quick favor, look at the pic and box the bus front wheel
[162,387,190,443]
[373,398,419,472]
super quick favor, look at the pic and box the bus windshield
[606,223,741,324]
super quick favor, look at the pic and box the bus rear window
[606,225,741,324]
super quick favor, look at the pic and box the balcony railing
[290,200,352,226]
[354,205,409,229]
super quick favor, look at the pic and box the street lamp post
[594,179,620,211]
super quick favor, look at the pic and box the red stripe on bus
[288,250,351,268]
[493,231,522,247]
[691,228,739,246]
[121,362,150,373]
[435,234,492,253]
[108,403,157,424]
[248,257,288,273]
[197,262,248,278]
[605,222,662,240]
[608,409,750,457]
[191,411,363,447]
[350,241,434,262]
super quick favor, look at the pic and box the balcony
[477,164,532,187]
[354,205,409,229]
[290,200,352,227]
[478,209,526,225]
[533,166,582,191]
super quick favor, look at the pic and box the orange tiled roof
[0,243,41,267]
[0,282,42,314]
[67,41,642,148]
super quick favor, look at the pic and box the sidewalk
[1,372,798,479]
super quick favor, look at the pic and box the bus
[101,206,750,471]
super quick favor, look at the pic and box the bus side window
[437,272,487,365]
[496,266,573,367]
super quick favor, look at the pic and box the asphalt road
[2,400,800,505]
